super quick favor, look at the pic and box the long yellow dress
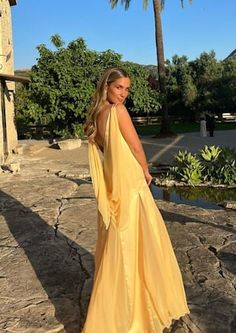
[82,105,190,333]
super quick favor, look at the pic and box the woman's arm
[116,104,152,185]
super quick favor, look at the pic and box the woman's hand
[144,170,153,186]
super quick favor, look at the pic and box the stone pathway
[0,141,236,332]
[142,129,236,165]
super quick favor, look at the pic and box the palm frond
[110,0,192,11]
[123,0,131,9]
[161,0,165,10]
[109,0,131,10]
[109,0,119,9]
[181,0,193,8]
[110,0,151,10]
[143,0,148,10]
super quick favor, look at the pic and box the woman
[83,68,190,333]
[200,112,207,137]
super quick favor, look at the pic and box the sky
[11,0,236,70]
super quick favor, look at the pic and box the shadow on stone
[160,209,236,235]
[2,181,236,332]
[158,208,236,332]
[0,190,94,332]
[218,251,236,275]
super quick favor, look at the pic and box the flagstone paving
[0,138,236,332]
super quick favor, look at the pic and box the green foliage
[122,61,160,114]
[72,123,85,139]
[164,51,236,118]
[169,151,204,185]
[220,146,236,161]
[200,145,222,162]
[190,51,224,113]
[211,57,236,114]
[217,147,236,186]
[198,145,222,183]
[50,34,65,48]
[166,55,197,108]
[168,145,236,186]
[15,35,159,138]
[217,162,236,186]
[15,33,236,138]
[199,146,236,185]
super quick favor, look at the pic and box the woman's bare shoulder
[115,103,132,122]
[115,103,127,112]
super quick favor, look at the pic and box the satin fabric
[82,105,190,333]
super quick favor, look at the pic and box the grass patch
[135,121,236,136]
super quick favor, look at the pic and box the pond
[150,183,236,210]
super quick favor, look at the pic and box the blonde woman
[82,68,189,333]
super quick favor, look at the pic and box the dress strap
[88,141,110,229]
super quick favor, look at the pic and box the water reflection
[150,184,236,210]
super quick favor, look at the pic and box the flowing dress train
[82,105,190,333]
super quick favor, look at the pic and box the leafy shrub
[167,145,236,186]
[168,150,204,185]
[200,145,222,162]
[216,147,236,185]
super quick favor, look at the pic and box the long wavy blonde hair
[84,67,129,142]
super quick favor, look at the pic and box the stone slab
[57,139,82,151]
[0,144,236,332]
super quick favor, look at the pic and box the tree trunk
[153,0,172,135]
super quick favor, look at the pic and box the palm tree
[109,0,192,135]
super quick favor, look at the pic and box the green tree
[212,57,236,115]
[15,35,159,138]
[165,51,236,119]
[166,55,197,120]
[109,0,192,135]
[190,51,224,114]
[50,33,65,49]
[122,61,160,115]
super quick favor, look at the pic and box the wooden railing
[132,116,184,126]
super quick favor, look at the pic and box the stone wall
[0,0,17,164]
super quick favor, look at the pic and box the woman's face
[106,77,131,104]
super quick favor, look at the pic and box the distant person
[200,112,207,137]
[206,111,215,137]
[83,67,189,332]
